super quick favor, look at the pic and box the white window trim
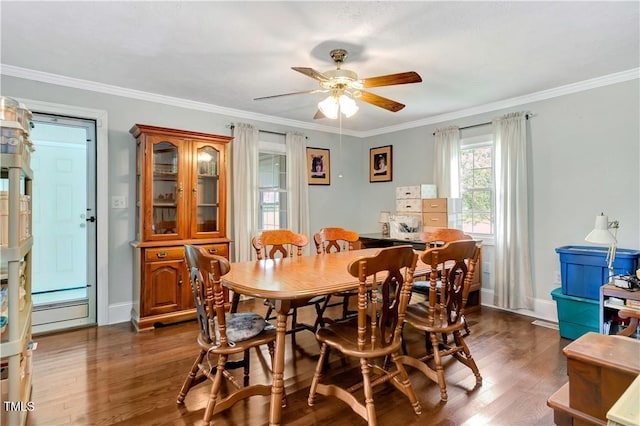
[258,141,287,231]
[460,134,495,246]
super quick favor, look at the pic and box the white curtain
[232,123,259,262]
[493,112,533,309]
[285,132,310,254]
[433,126,460,198]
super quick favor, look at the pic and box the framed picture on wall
[306,147,330,185]
[370,145,392,182]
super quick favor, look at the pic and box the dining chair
[400,239,482,402]
[252,229,326,345]
[177,245,277,423]
[308,245,422,425]
[617,309,640,337]
[313,227,361,324]
[412,228,474,336]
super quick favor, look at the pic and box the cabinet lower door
[143,260,187,317]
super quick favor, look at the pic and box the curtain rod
[431,113,533,136]
[227,124,308,139]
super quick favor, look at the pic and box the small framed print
[370,145,392,182]
[307,147,330,185]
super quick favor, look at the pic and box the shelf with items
[600,284,640,337]
[1,96,33,426]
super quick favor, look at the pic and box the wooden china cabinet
[130,124,232,331]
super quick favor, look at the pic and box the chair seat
[316,317,400,358]
[197,312,276,353]
[411,280,442,293]
[405,302,465,333]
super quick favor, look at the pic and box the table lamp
[584,213,619,281]
[379,211,390,237]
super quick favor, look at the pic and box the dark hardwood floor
[25,301,570,426]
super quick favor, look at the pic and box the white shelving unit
[1,105,34,425]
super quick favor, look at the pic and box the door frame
[19,98,109,325]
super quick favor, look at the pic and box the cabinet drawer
[396,198,422,213]
[396,185,420,199]
[200,243,229,259]
[145,246,184,261]
[422,198,448,213]
[422,213,448,227]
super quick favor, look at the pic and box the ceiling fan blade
[358,91,405,112]
[254,89,324,101]
[313,110,326,119]
[292,67,330,81]
[361,71,422,88]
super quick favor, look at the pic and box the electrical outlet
[111,195,126,209]
[554,270,561,284]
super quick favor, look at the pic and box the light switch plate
[111,195,126,209]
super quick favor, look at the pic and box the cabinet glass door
[151,140,180,238]
[192,143,222,237]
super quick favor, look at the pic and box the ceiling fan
[254,49,422,119]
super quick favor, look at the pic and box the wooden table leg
[269,300,291,426]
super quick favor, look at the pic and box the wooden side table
[547,332,640,425]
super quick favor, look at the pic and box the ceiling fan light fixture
[318,95,339,119]
[338,94,358,118]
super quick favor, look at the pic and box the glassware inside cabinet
[152,142,178,235]
[195,146,219,233]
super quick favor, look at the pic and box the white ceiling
[1,1,638,135]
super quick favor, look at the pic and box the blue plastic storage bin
[550,287,599,340]
[555,246,640,300]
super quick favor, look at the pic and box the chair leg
[308,343,328,406]
[341,294,350,320]
[243,349,250,387]
[317,295,332,327]
[430,332,448,402]
[203,354,227,423]
[400,324,408,355]
[391,351,422,415]
[265,300,274,322]
[230,292,241,313]
[177,349,206,404]
[453,331,482,385]
[291,307,298,346]
[314,299,325,329]
[360,357,377,426]
[463,317,471,336]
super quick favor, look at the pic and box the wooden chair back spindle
[253,229,308,260]
[347,245,418,352]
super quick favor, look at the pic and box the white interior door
[29,114,97,333]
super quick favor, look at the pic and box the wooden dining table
[221,247,430,426]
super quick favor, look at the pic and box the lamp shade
[318,95,339,119]
[379,211,390,223]
[338,94,358,117]
[318,93,359,119]
[585,214,616,245]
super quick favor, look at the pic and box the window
[258,150,287,230]
[459,135,494,235]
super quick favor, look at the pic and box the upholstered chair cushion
[214,312,269,343]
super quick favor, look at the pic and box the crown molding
[360,67,640,137]
[0,64,361,137]
[2,64,637,138]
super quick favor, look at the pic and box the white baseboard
[480,289,558,323]
[107,302,133,325]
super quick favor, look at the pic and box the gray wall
[2,74,638,322]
